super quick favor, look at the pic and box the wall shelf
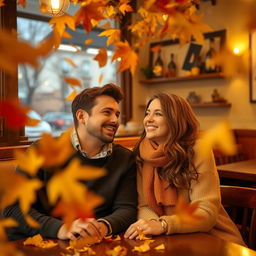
[139,72,224,84]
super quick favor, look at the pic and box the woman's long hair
[134,93,199,189]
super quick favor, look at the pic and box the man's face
[84,95,120,144]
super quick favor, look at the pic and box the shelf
[139,73,224,84]
[139,102,231,109]
[190,102,231,108]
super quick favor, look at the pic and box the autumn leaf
[47,158,106,205]
[69,236,100,250]
[112,41,138,75]
[106,245,128,256]
[64,57,77,68]
[49,14,75,37]
[24,215,40,228]
[0,218,18,240]
[137,227,151,240]
[23,234,57,248]
[74,0,107,33]
[0,29,53,75]
[132,240,154,253]
[0,0,5,6]
[174,197,203,225]
[17,0,26,8]
[84,39,94,45]
[104,5,116,18]
[0,172,42,214]
[154,244,165,250]
[64,77,82,87]
[14,147,44,176]
[119,1,133,15]
[37,130,75,167]
[94,48,108,67]
[66,90,77,101]
[0,100,39,129]
[98,74,103,85]
[198,121,237,159]
[98,29,121,46]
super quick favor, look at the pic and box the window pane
[17,16,119,139]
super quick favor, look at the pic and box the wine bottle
[153,50,164,78]
[167,53,176,77]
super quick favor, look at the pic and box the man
[4,83,138,240]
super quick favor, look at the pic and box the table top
[217,158,256,181]
[11,233,256,256]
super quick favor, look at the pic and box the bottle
[167,53,176,77]
[153,50,164,78]
[205,38,217,73]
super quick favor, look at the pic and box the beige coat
[137,143,245,246]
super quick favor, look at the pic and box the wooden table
[11,233,256,256]
[217,159,256,182]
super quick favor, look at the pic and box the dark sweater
[3,144,138,241]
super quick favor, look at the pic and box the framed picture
[250,30,256,103]
[148,30,226,78]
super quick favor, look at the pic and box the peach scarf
[140,138,177,216]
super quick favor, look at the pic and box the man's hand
[57,218,108,240]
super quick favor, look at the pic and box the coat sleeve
[161,144,221,234]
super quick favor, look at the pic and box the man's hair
[71,83,123,127]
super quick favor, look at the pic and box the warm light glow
[233,47,241,55]
[40,0,70,16]
[51,0,60,10]
[162,14,168,21]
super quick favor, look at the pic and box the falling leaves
[64,57,77,68]
[23,234,57,248]
[66,90,78,101]
[94,48,108,67]
[112,41,138,75]
[64,77,82,87]
[49,14,75,36]
[98,29,121,46]
[0,29,54,75]
[84,39,94,45]
[118,0,133,15]
[198,121,237,159]
[174,197,204,225]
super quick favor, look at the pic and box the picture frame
[249,30,256,103]
[148,29,226,78]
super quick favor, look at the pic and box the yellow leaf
[64,77,82,87]
[24,215,41,228]
[49,14,75,37]
[37,130,75,167]
[84,39,94,45]
[198,121,237,158]
[119,2,133,15]
[64,57,77,68]
[14,147,44,176]
[0,218,18,240]
[132,240,153,253]
[1,173,42,214]
[112,41,138,75]
[106,245,127,256]
[98,29,121,46]
[47,158,106,205]
[137,227,151,240]
[154,244,165,250]
[66,90,78,101]
[94,48,108,67]
[104,6,116,18]
[69,236,101,250]
[174,197,204,225]
[23,234,58,248]
[98,74,103,85]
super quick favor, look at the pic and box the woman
[124,93,244,246]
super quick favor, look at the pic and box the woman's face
[143,98,169,145]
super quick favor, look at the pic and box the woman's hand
[124,219,164,239]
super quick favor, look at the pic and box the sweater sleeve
[137,167,160,220]
[161,143,221,235]
[100,154,138,234]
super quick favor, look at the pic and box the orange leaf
[98,29,121,46]
[94,48,107,67]
[119,2,133,15]
[132,240,153,253]
[0,0,5,6]
[37,129,75,167]
[17,0,26,8]
[98,74,103,85]
[64,57,77,68]
[74,1,107,34]
[174,197,204,225]
[23,234,57,248]
[112,41,138,75]
[137,227,151,240]
[84,39,94,45]
[66,90,77,101]
[106,245,127,256]
[49,14,75,37]
[64,77,82,87]
[0,100,39,129]
[69,236,100,250]
[150,44,162,52]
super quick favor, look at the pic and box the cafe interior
[1,0,256,255]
